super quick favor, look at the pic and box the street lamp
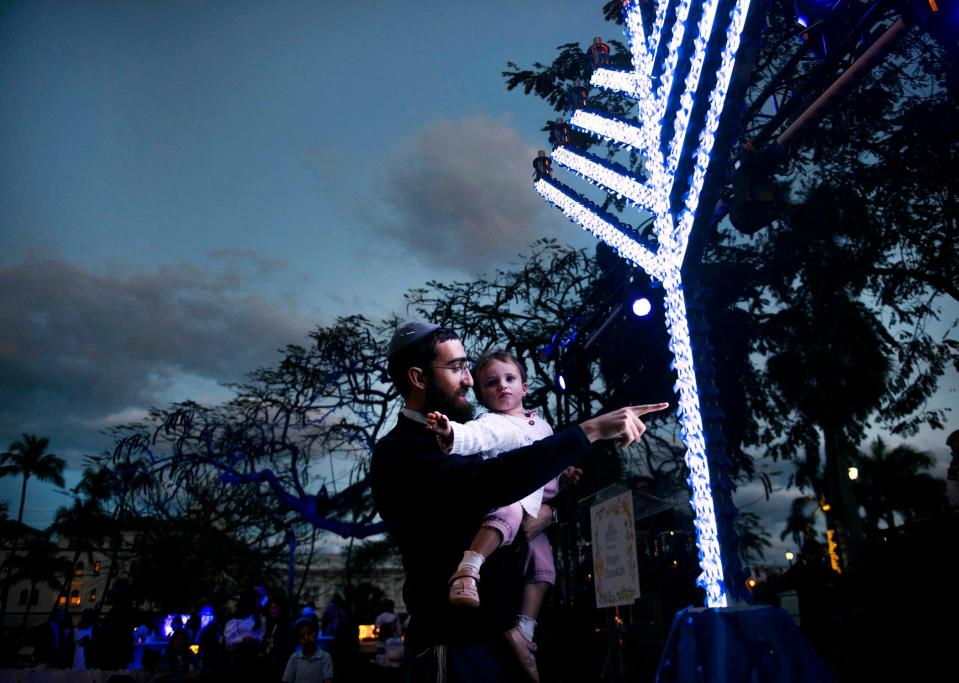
[847,466,859,480]
[785,551,795,566]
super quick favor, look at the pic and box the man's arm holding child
[428,411,582,482]
[415,403,669,512]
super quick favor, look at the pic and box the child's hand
[426,411,452,437]
[562,466,583,484]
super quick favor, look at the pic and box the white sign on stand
[590,491,641,608]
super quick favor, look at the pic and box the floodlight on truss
[534,0,754,607]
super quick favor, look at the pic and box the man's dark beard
[423,373,475,423]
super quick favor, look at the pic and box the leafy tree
[79,316,401,610]
[106,315,397,539]
[124,515,276,611]
[742,10,958,565]
[756,184,898,563]
[337,538,398,623]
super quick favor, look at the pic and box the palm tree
[0,434,65,623]
[77,457,151,616]
[852,437,945,533]
[0,434,65,525]
[735,511,773,563]
[6,536,72,628]
[49,497,110,620]
[780,496,822,548]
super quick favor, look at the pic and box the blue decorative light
[534,0,754,608]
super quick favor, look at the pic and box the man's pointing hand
[579,403,670,448]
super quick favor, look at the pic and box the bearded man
[371,322,665,682]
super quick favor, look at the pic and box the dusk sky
[1,0,954,561]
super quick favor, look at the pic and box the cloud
[0,255,315,462]
[370,116,548,272]
[80,407,151,430]
[207,249,287,277]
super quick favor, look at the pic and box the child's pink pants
[481,477,559,584]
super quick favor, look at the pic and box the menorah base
[655,604,835,683]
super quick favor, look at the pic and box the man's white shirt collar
[401,407,428,424]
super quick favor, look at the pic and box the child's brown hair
[472,349,527,402]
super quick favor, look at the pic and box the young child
[282,618,334,683]
[426,349,581,682]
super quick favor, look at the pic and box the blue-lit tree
[89,315,399,601]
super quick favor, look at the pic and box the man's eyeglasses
[432,360,472,376]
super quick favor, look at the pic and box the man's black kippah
[387,321,440,360]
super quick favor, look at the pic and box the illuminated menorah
[535,0,754,608]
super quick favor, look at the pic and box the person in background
[73,608,96,670]
[374,599,401,641]
[253,580,270,614]
[300,601,317,621]
[264,598,295,680]
[224,593,264,650]
[195,605,222,677]
[33,609,72,668]
[135,648,162,683]
[320,597,342,638]
[158,628,199,681]
[224,592,265,681]
[946,429,959,508]
[282,618,334,683]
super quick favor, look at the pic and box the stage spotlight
[556,346,591,394]
[631,297,652,317]
[793,0,855,59]
[794,0,840,29]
